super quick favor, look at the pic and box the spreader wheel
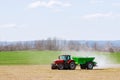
[86,62,93,70]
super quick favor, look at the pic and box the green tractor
[51,55,97,70]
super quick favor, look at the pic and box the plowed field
[0,65,120,80]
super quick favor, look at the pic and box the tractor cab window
[59,56,66,60]
[59,55,71,61]
[67,56,71,60]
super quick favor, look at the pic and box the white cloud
[28,0,71,9]
[82,12,113,19]
[0,24,17,28]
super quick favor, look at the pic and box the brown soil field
[0,65,120,80]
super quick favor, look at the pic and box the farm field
[0,51,120,80]
[0,65,120,80]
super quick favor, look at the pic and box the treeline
[0,38,120,52]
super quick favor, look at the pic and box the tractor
[51,55,97,70]
[51,55,76,70]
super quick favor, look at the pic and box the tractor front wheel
[58,64,64,70]
[51,64,57,69]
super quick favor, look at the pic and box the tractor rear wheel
[69,62,76,70]
[86,62,93,70]
[58,64,64,70]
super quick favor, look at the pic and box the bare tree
[104,42,114,52]
[93,42,99,51]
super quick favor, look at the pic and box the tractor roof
[60,55,71,56]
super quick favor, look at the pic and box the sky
[0,0,120,41]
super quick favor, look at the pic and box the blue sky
[0,0,120,41]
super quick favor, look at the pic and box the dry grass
[0,65,120,80]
